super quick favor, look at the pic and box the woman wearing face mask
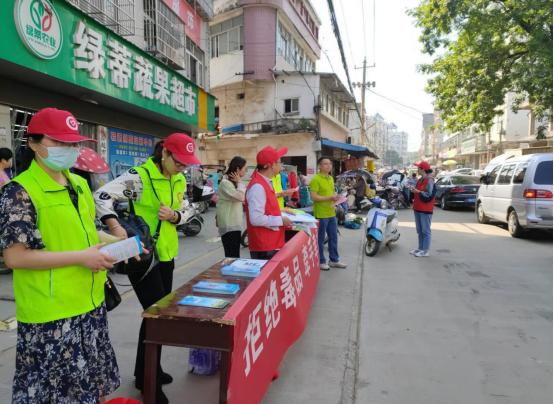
[216,156,248,258]
[94,133,201,404]
[0,108,119,404]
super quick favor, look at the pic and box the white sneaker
[329,261,347,268]
[320,263,330,271]
[409,249,421,255]
[414,250,430,257]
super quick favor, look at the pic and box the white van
[476,153,553,237]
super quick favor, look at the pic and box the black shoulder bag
[117,167,161,278]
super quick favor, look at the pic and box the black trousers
[128,260,175,385]
[221,231,241,258]
[250,250,278,259]
[355,196,364,211]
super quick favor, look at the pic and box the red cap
[27,108,94,143]
[163,133,201,165]
[415,161,432,171]
[256,146,288,166]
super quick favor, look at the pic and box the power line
[338,0,355,65]
[372,0,376,66]
[361,0,367,59]
[325,0,362,124]
[367,89,425,114]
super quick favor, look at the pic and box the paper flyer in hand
[333,195,348,206]
[282,211,318,224]
[99,235,142,263]
[193,281,240,295]
[178,295,230,309]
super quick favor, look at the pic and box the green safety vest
[272,174,284,209]
[12,160,103,324]
[134,158,186,262]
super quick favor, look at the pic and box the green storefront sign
[2,0,214,131]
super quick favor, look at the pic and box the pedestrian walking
[94,133,200,404]
[245,146,294,260]
[409,161,435,257]
[217,156,248,258]
[0,108,120,404]
[0,147,13,187]
[310,157,347,270]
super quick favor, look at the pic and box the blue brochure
[178,295,230,309]
[220,259,267,278]
[193,281,240,295]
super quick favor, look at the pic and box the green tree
[384,150,403,166]
[410,0,553,132]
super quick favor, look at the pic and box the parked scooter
[364,197,400,256]
[177,199,204,237]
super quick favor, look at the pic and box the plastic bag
[188,348,221,375]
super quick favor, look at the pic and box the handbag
[116,167,161,275]
[104,275,121,311]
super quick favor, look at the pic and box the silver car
[476,153,553,237]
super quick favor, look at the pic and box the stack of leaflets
[178,295,230,309]
[220,259,268,278]
[282,209,318,233]
[193,281,240,295]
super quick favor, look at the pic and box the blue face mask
[39,146,80,172]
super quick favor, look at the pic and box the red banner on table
[162,0,201,47]
[223,228,320,404]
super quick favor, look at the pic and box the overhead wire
[325,0,363,125]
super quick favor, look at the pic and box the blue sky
[313,0,435,151]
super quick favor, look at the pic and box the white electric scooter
[364,197,401,256]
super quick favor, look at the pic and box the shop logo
[15,0,63,60]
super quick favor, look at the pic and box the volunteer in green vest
[272,172,295,208]
[0,108,120,404]
[94,132,200,404]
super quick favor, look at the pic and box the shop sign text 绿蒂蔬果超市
[4,0,214,131]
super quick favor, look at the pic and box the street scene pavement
[0,208,550,404]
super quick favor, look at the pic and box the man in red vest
[245,146,294,259]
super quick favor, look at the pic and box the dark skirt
[13,304,120,404]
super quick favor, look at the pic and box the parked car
[450,167,474,175]
[435,175,481,209]
[476,153,553,237]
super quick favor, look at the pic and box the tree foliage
[384,149,403,166]
[410,0,553,132]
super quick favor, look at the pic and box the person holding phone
[94,133,200,404]
[0,108,119,404]
[216,156,248,258]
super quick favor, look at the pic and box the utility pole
[353,59,376,147]
[360,58,368,146]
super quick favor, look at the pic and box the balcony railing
[66,0,135,36]
[241,118,317,134]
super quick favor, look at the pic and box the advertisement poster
[108,128,155,178]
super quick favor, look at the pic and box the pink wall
[240,0,321,80]
[243,5,277,81]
